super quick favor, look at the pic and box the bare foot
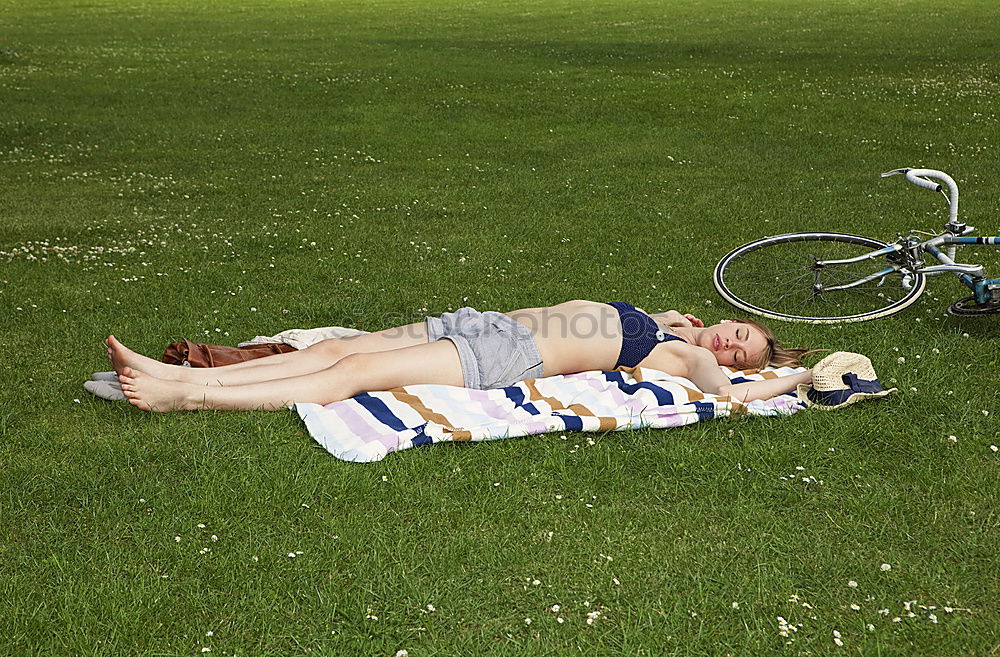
[105,335,185,381]
[119,367,199,412]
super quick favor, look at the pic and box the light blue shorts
[426,307,544,390]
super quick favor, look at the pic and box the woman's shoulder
[640,339,713,375]
[659,339,716,366]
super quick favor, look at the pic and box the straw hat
[797,352,897,410]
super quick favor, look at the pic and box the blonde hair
[731,318,820,369]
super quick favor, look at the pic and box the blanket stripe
[296,366,806,463]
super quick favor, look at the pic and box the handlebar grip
[905,170,943,192]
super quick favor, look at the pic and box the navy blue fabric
[411,432,433,447]
[841,373,886,394]
[354,393,410,432]
[694,401,715,421]
[807,387,854,406]
[608,302,686,368]
[604,371,676,406]
[504,386,541,415]
[559,414,585,432]
[807,373,887,406]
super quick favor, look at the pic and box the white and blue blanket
[295,366,806,462]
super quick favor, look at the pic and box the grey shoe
[84,379,126,401]
[91,371,120,382]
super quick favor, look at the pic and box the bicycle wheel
[714,232,926,323]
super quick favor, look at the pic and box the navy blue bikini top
[608,302,687,368]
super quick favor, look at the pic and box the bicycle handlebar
[905,169,944,191]
[881,167,960,226]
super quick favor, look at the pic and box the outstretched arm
[683,350,811,402]
[719,370,812,402]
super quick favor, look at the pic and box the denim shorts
[426,307,544,389]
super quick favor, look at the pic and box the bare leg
[106,322,430,386]
[106,335,314,382]
[119,339,465,412]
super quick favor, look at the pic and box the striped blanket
[295,365,806,462]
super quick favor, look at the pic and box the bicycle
[713,168,1000,323]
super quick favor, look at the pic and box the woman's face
[700,321,769,368]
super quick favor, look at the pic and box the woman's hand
[682,313,704,328]
[657,310,704,328]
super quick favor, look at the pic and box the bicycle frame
[816,235,1000,304]
[814,168,1000,305]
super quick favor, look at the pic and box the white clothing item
[238,325,368,350]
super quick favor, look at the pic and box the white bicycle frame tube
[821,265,900,292]
[812,244,901,292]
[816,233,986,294]
[922,235,985,277]
[817,236,984,274]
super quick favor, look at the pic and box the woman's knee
[317,353,372,401]
[332,351,372,372]
[311,338,351,362]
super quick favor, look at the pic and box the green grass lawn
[2,0,999,654]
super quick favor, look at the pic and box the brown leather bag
[161,339,296,368]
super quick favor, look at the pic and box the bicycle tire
[713,232,927,323]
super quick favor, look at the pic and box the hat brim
[796,383,898,410]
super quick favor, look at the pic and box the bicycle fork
[811,245,904,295]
